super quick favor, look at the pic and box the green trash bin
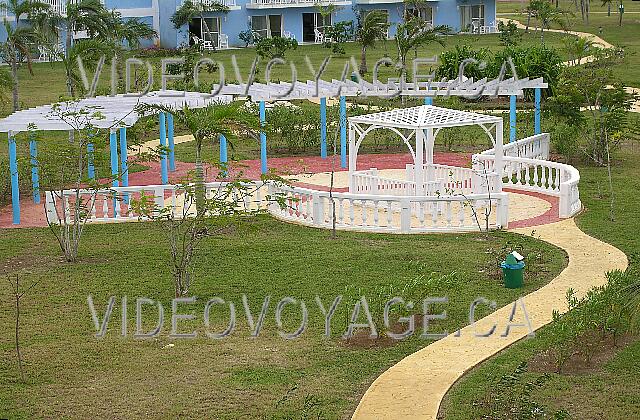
[501,253,525,289]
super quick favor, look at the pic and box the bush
[255,36,298,60]
[550,121,580,161]
[436,45,491,81]
[322,20,354,55]
[239,29,255,47]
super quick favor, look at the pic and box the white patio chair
[314,28,323,44]
[219,34,229,49]
[283,30,296,41]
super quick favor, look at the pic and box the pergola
[348,105,505,194]
[0,91,229,224]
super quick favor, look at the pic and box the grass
[440,145,640,419]
[497,0,640,87]
[0,217,567,418]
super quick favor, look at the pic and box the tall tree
[355,10,390,75]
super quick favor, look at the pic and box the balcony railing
[248,0,348,7]
[194,0,238,7]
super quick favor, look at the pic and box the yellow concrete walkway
[352,218,628,419]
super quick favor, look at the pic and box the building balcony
[193,0,241,10]
[354,0,404,3]
[246,0,351,10]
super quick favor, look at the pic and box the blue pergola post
[119,127,129,204]
[424,97,433,105]
[29,132,40,204]
[159,112,168,184]
[109,129,119,217]
[219,134,228,177]
[259,101,267,174]
[109,129,119,188]
[320,97,327,159]
[339,95,347,168]
[87,137,95,180]
[509,95,517,143]
[8,133,20,225]
[534,88,542,135]
[167,113,176,171]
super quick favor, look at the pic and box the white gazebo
[347,105,505,195]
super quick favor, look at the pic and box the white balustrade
[481,133,550,160]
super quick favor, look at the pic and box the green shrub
[255,36,298,60]
[436,45,491,81]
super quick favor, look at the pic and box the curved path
[352,218,628,419]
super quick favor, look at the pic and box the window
[251,15,283,38]
[460,5,485,32]
[302,12,333,43]
[189,17,220,47]
[406,6,434,27]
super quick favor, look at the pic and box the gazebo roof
[0,91,230,134]
[348,105,503,130]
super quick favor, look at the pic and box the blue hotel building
[2,0,497,49]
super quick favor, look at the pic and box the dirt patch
[338,314,426,349]
[529,333,639,375]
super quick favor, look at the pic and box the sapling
[6,274,39,382]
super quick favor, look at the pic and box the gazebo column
[415,129,425,196]
[425,128,435,183]
[29,132,40,204]
[494,121,504,193]
[8,132,20,225]
[167,113,176,171]
[259,101,267,174]
[320,97,327,159]
[340,95,347,168]
[509,95,517,142]
[534,88,542,135]
[424,97,433,106]
[159,112,168,184]
[348,122,357,193]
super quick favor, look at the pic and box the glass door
[201,17,220,47]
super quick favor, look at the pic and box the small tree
[355,10,390,74]
[137,102,261,217]
[6,274,39,383]
[38,101,114,262]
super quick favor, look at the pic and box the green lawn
[0,217,567,419]
[440,146,640,419]
[497,0,640,87]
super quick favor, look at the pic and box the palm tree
[395,18,450,80]
[47,0,110,97]
[0,0,51,111]
[104,10,157,89]
[601,0,624,26]
[138,102,260,216]
[355,10,390,75]
[171,0,229,48]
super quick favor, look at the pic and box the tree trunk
[66,26,74,97]
[526,13,531,32]
[11,57,19,112]
[360,45,368,75]
[619,2,623,26]
[15,293,25,382]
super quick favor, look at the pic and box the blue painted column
[509,95,517,143]
[219,134,228,177]
[534,88,542,135]
[424,97,433,105]
[159,112,168,184]
[119,127,129,187]
[109,129,119,188]
[87,139,95,180]
[167,113,176,171]
[320,97,327,159]
[339,95,347,168]
[259,101,267,174]
[29,132,40,204]
[8,133,20,225]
